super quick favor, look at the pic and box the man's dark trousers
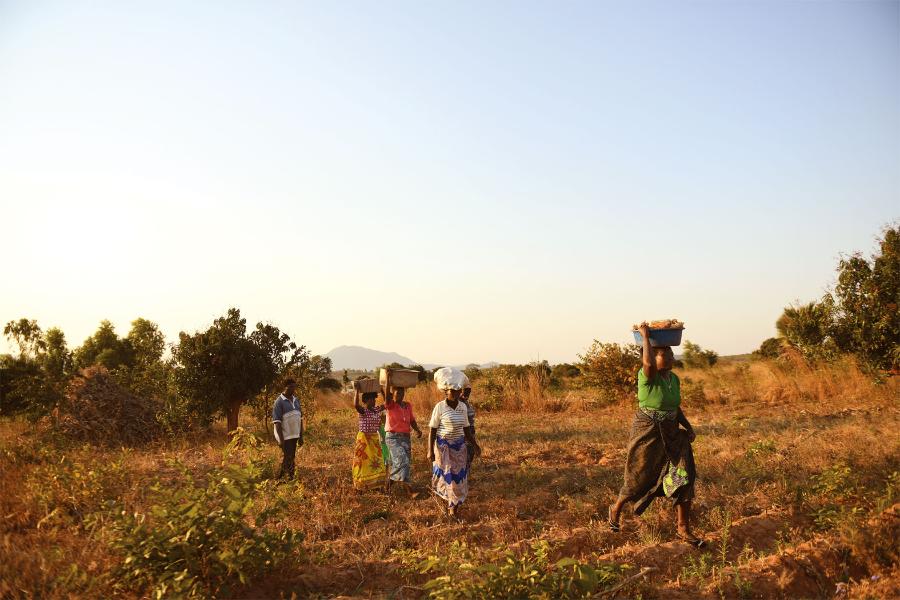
[278,437,299,479]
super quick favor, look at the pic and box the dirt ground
[1,362,898,598]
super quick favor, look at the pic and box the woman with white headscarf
[429,367,480,518]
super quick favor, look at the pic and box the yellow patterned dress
[352,406,386,489]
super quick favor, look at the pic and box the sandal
[608,505,620,533]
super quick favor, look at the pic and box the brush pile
[58,365,162,446]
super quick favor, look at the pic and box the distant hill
[325,346,417,371]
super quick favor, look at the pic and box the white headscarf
[433,366,466,391]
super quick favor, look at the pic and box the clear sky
[1,1,898,365]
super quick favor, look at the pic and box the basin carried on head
[632,328,684,347]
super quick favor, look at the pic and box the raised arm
[639,322,656,378]
[353,388,364,415]
[383,384,395,406]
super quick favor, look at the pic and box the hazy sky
[1,1,898,365]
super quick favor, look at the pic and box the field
[2,359,898,599]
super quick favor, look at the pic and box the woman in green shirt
[608,323,704,547]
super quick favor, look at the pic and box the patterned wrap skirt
[431,436,469,508]
[617,408,696,515]
[352,431,386,490]
[386,432,412,482]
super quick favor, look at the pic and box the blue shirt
[272,394,302,441]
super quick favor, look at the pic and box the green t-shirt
[637,368,681,412]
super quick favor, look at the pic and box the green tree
[831,225,900,370]
[74,320,135,370]
[1,321,71,418]
[578,341,641,397]
[123,318,170,400]
[681,340,719,368]
[172,309,304,434]
[3,318,44,358]
[753,337,783,360]
[407,364,431,382]
[775,299,839,362]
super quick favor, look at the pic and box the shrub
[753,337,783,360]
[27,451,129,528]
[682,341,719,369]
[105,431,299,598]
[578,341,641,397]
[397,541,622,599]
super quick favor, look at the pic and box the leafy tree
[831,225,899,370]
[172,309,304,433]
[3,318,44,358]
[775,298,840,362]
[407,364,431,382]
[74,320,135,370]
[1,321,71,418]
[41,327,73,380]
[286,354,330,400]
[0,354,42,416]
[753,337,783,360]
[315,377,342,392]
[122,318,170,401]
[681,340,719,369]
[578,341,641,397]
[463,364,482,382]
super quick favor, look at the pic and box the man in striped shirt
[272,378,303,480]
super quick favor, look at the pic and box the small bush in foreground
[105,431,299,598]
[396,540,623,599]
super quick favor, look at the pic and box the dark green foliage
[753,337,783,360]
[1,320,72,418]
[407,364,432,382]
[578,341,641,397]
[3,318,45,357]
[773,224,899,370]
[74,320,135,370]
[775,299,840,362]
[315,377,342,391]
[551,363,582,379]
[106,430,299,598]
[832,226,900,370]
[397,540,622,599]
[681,340,719,369]
[0,354,45,416]
[172,309,295,431]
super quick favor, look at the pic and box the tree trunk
[226,398,242,433]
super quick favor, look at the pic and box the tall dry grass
[1,359,897,599]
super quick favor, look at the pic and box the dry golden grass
[1,360,897,599]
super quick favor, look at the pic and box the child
[608,323,704,547]
[352,386,387,490]
[384,383,423,493]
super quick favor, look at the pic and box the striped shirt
[429,400,470,442]
[358,406,384,434]
[272,394,302,441]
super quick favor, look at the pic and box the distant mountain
[325,346,417,371]
[422,361,500,371]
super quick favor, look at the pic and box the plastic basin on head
[632,328,684,347]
